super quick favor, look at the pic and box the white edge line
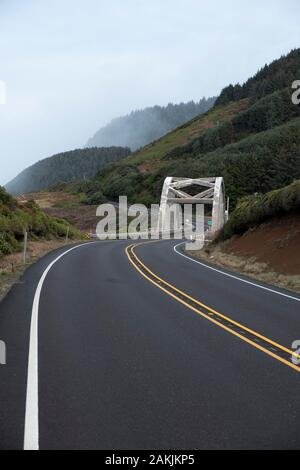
[23,242,96,450]
[174,242,300,303]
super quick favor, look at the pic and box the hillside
[88,48,300,207]
[5,146,131,195]
[224,212,300,277]
[223,179,300,239]
[87,98,216,150]
[193,180,300,293]
[0,186,80,257]
[17,191,101,233]
[215,48,300,105]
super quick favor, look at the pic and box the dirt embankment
[224,212,300,275]
[193,212,300,293]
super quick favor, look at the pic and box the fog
[0,0,299,185]
[86,98,216,150]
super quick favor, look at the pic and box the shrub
[0,186,81,257]
[223,180,300,239]
[85,191,106,205]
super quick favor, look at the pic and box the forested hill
[86,98,216,150]
[215,48,300,106]
[6,147,130,195]
[88,48,300,208]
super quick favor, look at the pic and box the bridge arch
[158,176,228,236]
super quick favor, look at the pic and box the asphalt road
[0,239,299,450]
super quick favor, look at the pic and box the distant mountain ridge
[87,98,216,150]
[5,147,130,195]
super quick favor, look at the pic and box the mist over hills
[6,48,300,206]
[5,97,216,196]
[86,98,216,151]
[90,48,300,208]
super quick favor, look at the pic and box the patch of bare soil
[224,213,300,275]
[192,213,300,294]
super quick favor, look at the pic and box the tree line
[6,147,131,195]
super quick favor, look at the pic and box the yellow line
[126,243,300,373]
[129,243,296,356]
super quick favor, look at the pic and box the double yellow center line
[126,242,300,373]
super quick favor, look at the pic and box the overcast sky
[0,0,299,185]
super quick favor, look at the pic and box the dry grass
[191,243,300,294]
[17,191,99,232]
[17,191,79,209]
[0,239,82,301]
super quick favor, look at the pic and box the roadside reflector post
[23,230,28,265]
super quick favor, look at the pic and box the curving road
[0,239,299,450]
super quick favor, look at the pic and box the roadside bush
[223,180,300,239]
[85,191,106,205]
[0,232,18,255]
[0,186,81,257]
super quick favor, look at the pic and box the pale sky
[0,0,299,184]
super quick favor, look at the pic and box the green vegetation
[223,180,300,239]
[5,147,131,195]
[87,97,216,151]
[0,186,81,257]
[93,115,300,208]
[165,118,300,208]
[49,179,106,206]
[90,99,248,205]
[215,48,300,106]
[85,48,300,209]
[123,99,248,166]
[164,88,300,160]
[7,48,299,221]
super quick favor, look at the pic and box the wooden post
[23,230,28,265]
